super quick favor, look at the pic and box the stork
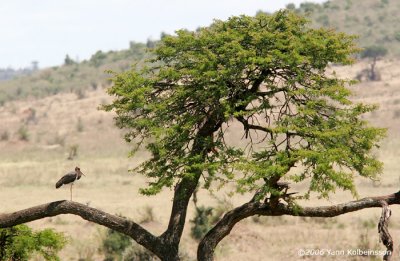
[56,167,85,201]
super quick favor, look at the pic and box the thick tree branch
[0,200,164,258]
[249,68,270,92]
[378,201,393,261]
[159,113,224,260]
[198,191,400,261]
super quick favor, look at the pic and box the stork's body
[56,167,84,200]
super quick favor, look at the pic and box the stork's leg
[70,183,73,201]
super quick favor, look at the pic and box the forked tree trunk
[1,192,400,261]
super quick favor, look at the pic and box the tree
[286,3,296,10]
[64,54,75,66]
[360,45,388,81]
[0,224,66,260]
[0,10,395,261]
[90,50,107,67]
[31,61,39,71]
[146,38,156,49]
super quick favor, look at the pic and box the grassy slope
[0,42,149,105]
[293,0,400,55]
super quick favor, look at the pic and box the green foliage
[361,45,388,59]
[286,3,296,10]
[316,14,330,27]
[17,125,29,141]
[289,0,400,57]
[104,11,385,199]
[395,32,400,42]
[298,2,321,13]
[122,243,157,261]
[345,0,353,10]
[64,54,75,66]
[190,206,214,240]
[102,228,132,260]
[381,0,389,5]
[190,199,231,240]
[0,224,66,261]
[146,39,156,49]
[90,50,107,67]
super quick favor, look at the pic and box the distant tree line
[0,61,39,81]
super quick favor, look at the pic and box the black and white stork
[56,166,85,200]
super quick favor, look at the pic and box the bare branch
[198,191,400,261]
[235,115,273,135]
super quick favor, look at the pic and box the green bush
[316,14,330,26]
[0,224,67,260]
[394,32,400,42]
[17,125,29,141]
[90,50,107,67]
[122,244,157,261]
[64,54,75,66]
[102,229,132,260]
[299,2,320,13]
[190,206,214,240]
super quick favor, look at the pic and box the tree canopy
[361,45,388,60]
[104,10,384,199]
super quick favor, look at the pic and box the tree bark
[198,191,400,261]
[0,200,165,259]
[378,201,393,261]
[159,114,224,260]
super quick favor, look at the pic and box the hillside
[0,42,149,106]
[292,0,400,55]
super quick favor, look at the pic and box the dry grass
[1,60,400,260]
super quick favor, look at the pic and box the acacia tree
[0,11,397,261]
[360,45,388,81]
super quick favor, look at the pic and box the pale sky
[0,0,326,69]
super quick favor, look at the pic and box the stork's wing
[55,172,77,188]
